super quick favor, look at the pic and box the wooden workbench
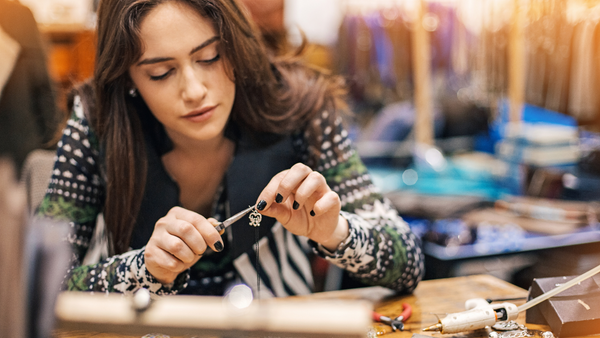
[53,274,555,338]
[300,274,544,338]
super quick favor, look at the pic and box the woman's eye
[150,70,171,81]
[199,54,220,64]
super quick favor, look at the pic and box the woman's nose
[181,66,207,103]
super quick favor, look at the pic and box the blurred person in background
[0,0,62,177]
[239,0,287,55]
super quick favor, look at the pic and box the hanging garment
[526,15,554,108]
[428,2,456,73]
[544,17,573,115]
[450,17,472,89]
[364,12,396,90]
[384,7,412,100]
[568,18,600,121]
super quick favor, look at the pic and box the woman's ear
[124,74,139,99]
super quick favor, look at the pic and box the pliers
[213,205,255,234]
[372,302,412,331]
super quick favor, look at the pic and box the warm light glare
[425,148,447,172]
[225,284,253,309]
[402,169,418,186]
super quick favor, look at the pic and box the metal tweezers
[213,205,255,233]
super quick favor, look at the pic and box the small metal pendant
[493,321,524,331]
[498,329,535,338]
[249,208,262,227]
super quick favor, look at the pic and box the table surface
[53,274,561,338]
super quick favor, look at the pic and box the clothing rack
[335,0,600,139]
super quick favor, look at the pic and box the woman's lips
[182,106,216,122]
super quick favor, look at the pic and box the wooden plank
[508,0,525,122]
[54,293,372,338]
[411,0,434,145]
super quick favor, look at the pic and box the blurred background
[3,0,600,298]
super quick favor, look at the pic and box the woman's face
[129,1,236,145]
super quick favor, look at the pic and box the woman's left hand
[256,163,349,251]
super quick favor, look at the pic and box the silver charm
[493,321,523,331]
[249,208,262,227]
[498,330,534,338]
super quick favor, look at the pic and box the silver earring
[129,88,138,97]
[249,209,262,227]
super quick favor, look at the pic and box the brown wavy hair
[90,0,347,254]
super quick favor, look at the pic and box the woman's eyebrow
[136,36,220,66]
[189,36,219,55]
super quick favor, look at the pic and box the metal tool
[486,297,526,303]
[373,303,412,332]
[373,312,404,332]
[423,263,600,334]
[213,205,255,234]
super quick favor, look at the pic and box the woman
[37,0,424,297]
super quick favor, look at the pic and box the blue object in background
[475,101,577,154]
[472,221,526,254]
[402,217,430,239]
[496,100,577,126]
[368,159,511,200]
[428,219,474,246]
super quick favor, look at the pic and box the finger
[147,243,187,272]
[207,217,224,235]
[158,230,198,264]
[257,191,296,225]
[275,163,313,204]
[171,208,224,253]
[160,217,207,255]
[256,170,289,212]
[293,171,329,212]
[311,190,341,217]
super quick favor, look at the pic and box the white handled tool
[423,298,518,334]
[423,263,600,334]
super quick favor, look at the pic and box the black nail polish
[275,193,283,203]
[293,201,300,210]
[257,200,267,211]
[214,241,223,252]
[310,210,315,217]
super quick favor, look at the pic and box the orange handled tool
[373,303,412,331]
[395,302,412,323]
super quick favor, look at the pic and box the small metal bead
[542,332,554,338]
[132,288,152,311]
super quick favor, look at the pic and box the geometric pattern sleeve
[35,96,188,294]
[302,111,425,294]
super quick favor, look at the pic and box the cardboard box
[526,275,600,337]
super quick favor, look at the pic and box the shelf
[424,227,600,260]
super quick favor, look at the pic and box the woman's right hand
[144,206,224,285]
